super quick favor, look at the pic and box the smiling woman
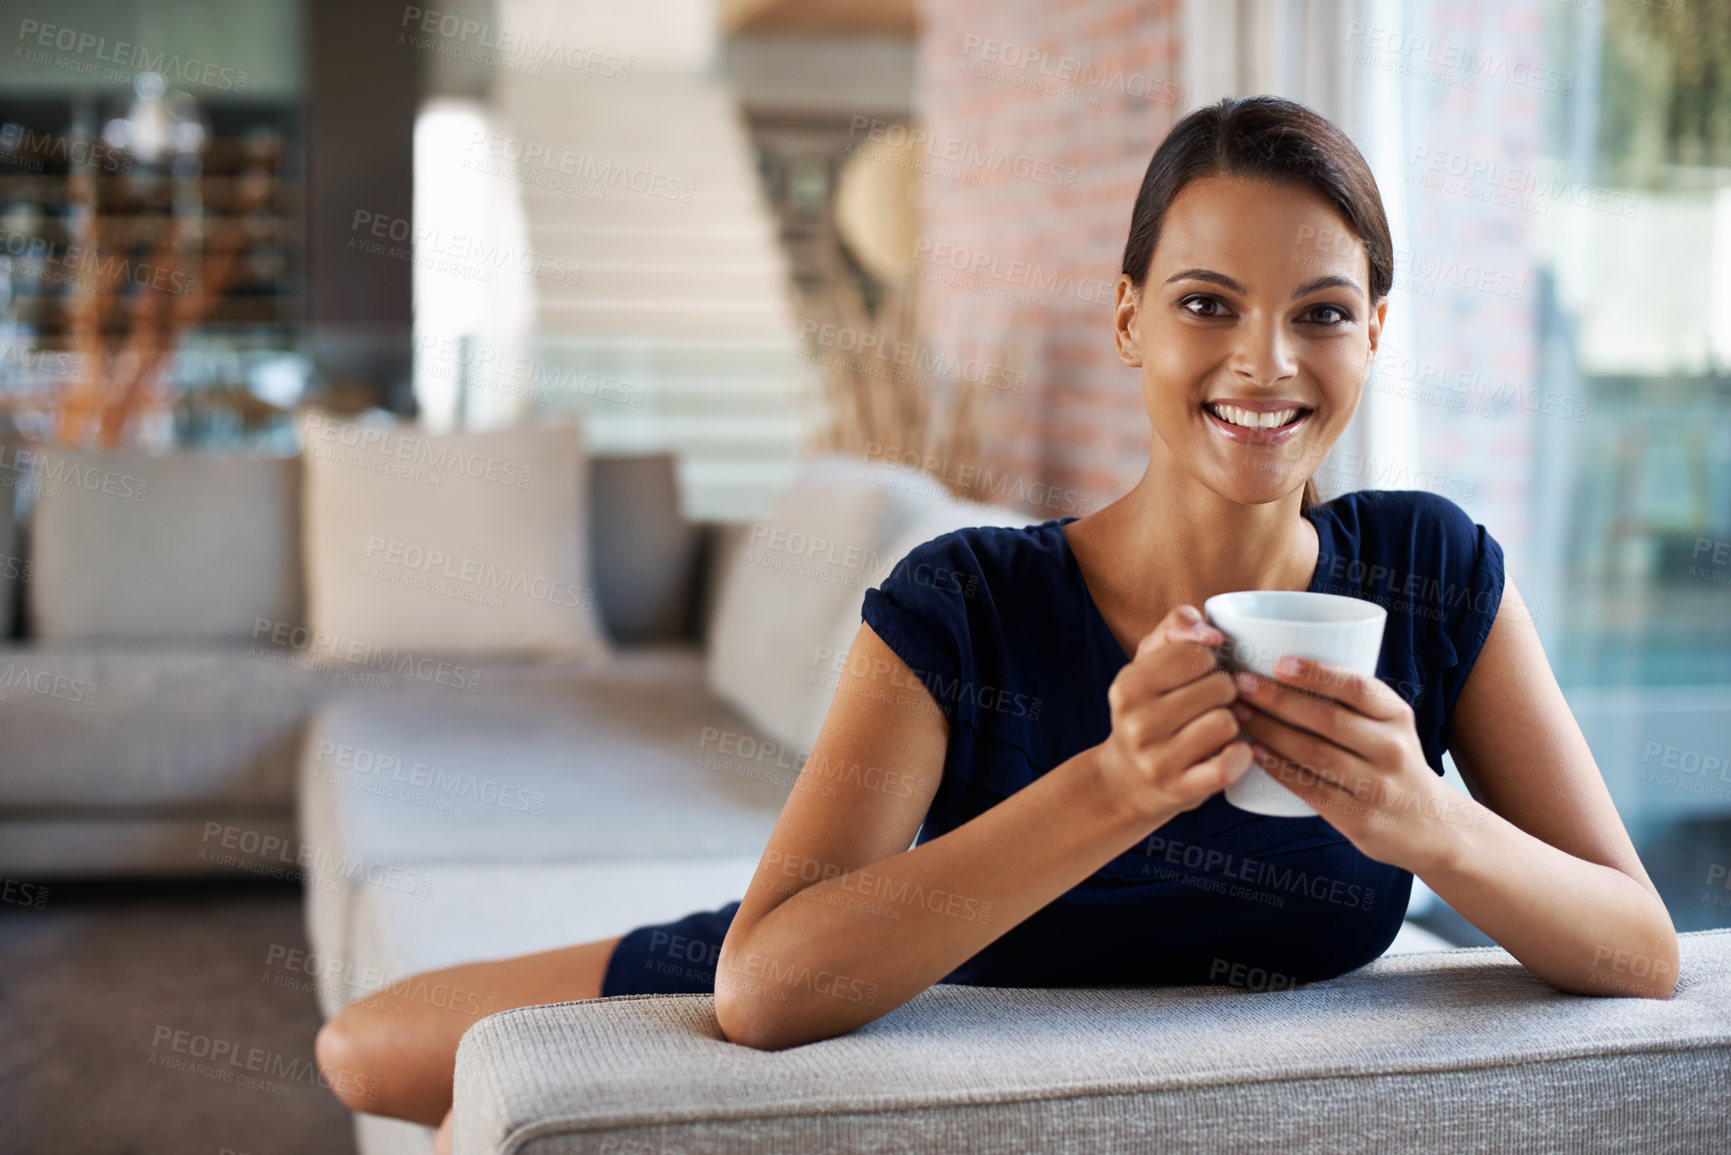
[313,95,1679,1149]
[1112,98,1393,526]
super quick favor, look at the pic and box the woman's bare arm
[714,607,1251,1050]
[1418,577,1679,997]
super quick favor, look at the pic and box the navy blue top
[600,489,1505,996]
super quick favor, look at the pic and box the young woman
[316,95,1679,1149]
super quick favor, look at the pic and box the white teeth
[1208,404,1301,430]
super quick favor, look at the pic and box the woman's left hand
[1230,656,1478,871]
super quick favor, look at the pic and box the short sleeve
[859,531,977,728]
[1433,501,1507,725]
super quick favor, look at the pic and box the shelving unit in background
[0,89,304,448]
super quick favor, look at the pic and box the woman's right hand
[1094,604,1254,822]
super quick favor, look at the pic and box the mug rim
[1204,589,1388,626]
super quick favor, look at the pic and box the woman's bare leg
[315,935,624,1126]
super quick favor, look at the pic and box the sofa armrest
[453,930,1731,1154]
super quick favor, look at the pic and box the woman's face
[1114,174,1387,508]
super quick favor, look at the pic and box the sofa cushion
[323,857,761,1016]
[320,868,1448,1024]
[25,449,302,640]
[297,646,794,976]
[703,457,893,749]
[453,928,1731,1155]
[299,415,611,661]
[325,871,1443,1026]
[353,1115,438,1155]
[798,496,1030,751]
[0,646,331,809]
[0,814,300,878]
[704,456,998,750]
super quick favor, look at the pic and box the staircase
[491,63,813,522]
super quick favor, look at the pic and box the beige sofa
[0,444,698,879]
[453,930,1731,1154]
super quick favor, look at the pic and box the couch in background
[0,438,697,878]
[0,447,324,875]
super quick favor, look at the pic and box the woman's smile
[1202,397,1316,445]
[1111,172,1382,509]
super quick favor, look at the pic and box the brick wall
[913,0,1184,514]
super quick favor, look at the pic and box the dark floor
[0,879,358,1155]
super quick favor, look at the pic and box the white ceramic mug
[1203,590,1388,817]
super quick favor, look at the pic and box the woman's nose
[1229,317,1298,386]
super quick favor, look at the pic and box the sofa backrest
[798,491,1029,749]
[4,443,703,646]
[27,448,304,642]
[3,443,1028,661]
[703,455,1029,753]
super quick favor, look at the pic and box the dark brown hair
[1119,95,1393,513]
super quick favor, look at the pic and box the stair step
[530,335,805,378]
[515,180,761,206]
[529,238,782,268]
[518,196,773,232]
[479,140,756,168]
[540,264,790,304]
[527,231,782,266]
[649,374,807,399]
[534,301,799,341]
[500,91,744,116]
[574,412,803,444]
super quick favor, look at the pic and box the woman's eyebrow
[1292,273,1363,298]
[1164,268,1244,292]
[1164,268,1364,299]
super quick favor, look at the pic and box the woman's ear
[1366,296,1389,362]
[1114,275,1143,367]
